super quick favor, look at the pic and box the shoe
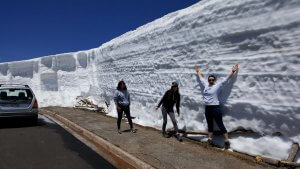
[224,141,230,149]
[175,134,183,142]
[131,129,136,133]
[118,129,122,134]
[163,132,171,138]
[207,139,213,146]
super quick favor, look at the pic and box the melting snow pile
[0,0,299,162]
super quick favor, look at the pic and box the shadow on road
[0,115,115,169]
[0,117,43,129]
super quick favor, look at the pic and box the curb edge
[40,110,155,169]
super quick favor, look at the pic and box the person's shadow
[220,71,238,104]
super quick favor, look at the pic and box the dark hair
[208,74,217,81]
[171,82,178,88]
[117,80,127,91]
[170,82,180,96]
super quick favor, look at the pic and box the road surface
[0,115,115,169]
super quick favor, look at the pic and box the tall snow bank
[1,0,300,160]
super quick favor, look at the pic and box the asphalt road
[0,115,116,169]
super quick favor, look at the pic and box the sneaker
[131,129,136,133]
[162,132,171,138]
[175,134,183,142]
[224,141,230,149]
[207,139,213,146]
[118,129,122,134]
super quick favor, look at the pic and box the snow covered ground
[1,0,299,162]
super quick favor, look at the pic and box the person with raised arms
[194,64,238,149]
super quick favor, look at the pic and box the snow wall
[0,0,300,159]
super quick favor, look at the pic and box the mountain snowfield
[1,0,299,162]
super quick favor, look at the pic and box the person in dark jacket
[156,82,180,138]
[114,80,136,134]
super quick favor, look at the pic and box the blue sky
[0,0,199,62]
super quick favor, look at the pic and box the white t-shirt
[199,76,229,105]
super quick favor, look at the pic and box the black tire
[30,115,38,126]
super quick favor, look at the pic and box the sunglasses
[208,79,215,82]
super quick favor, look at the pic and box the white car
[0,84,38,124]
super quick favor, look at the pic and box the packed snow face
[0,0,299,160]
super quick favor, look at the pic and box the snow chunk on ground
[231,135,292,160]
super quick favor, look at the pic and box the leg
[223,132,230,149]
[161,106,168,134]
[123,106,133,129]
[208,132,213,140]
[168,111,182,141]
[117,107,123,133]
[212,106,230,148]
[205,107,214,140]
[212,106,228,136]
[168,111,178,133]
[223,133,229,140]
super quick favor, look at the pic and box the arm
[113,91,118,104]
[113,91,121,111]
[157,91,167,108]
[194,66,204,78]
[227,64,239,79]
[194,66,206,85]
[128,92,130,106]
[176,94,180,115]
[218,64,239,87]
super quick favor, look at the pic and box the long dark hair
[117,80,127,91]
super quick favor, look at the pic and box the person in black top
[156,82,180,138]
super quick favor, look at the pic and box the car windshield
[0,89,33,103]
